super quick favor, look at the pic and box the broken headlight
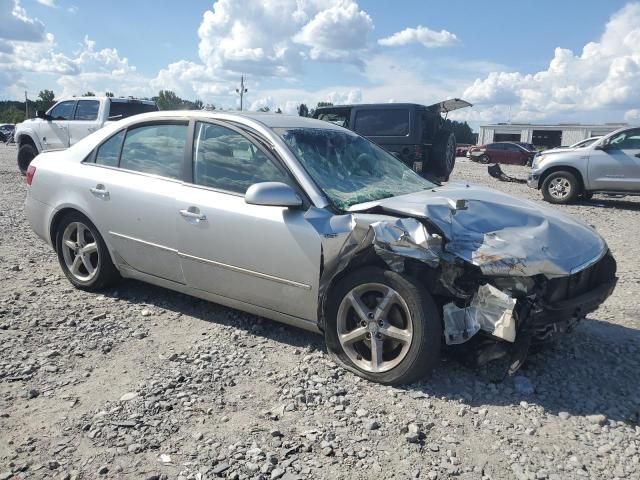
[488,276,536,297]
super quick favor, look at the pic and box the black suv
[313,99,471,180]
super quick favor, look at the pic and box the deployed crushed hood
[350,183,607,278]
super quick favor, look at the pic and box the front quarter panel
[532,151,589,187]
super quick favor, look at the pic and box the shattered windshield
[276,128,435,210]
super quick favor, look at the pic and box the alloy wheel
[337,283,413,373]
[61,221,100,282]
[548,177,572,200]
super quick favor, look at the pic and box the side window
[119,123,187,179]
[49,101,76,120]
[74,100,100,121]
[193,122,289,194]
[354,109,410,136]
[94,130,125,167]
[609,129,640,150]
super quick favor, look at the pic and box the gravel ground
[0,144,639,480]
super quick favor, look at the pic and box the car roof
[57,96,156,105]
[115,110,346,130]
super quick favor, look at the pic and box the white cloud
[462,2,640,123]
[197,0,374,77]
[0,0,45,42]
[36,0,55,7]
[378,25,458,49]
[293,2,373,63]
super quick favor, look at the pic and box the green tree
[257,106,270,112]
[298,103,309,117]
[35,89,55,113]
[193,99,204,110]
[275,107,282,114]
[153,90,184,110]
[0,106,25,124]
[443,119,475,144]
[82,91,95,97]
[105,91,114,98]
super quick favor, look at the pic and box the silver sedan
[25,111,617,385]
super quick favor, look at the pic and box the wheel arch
[318,249,389,332]
[48,206,120,269]
[538,165,585,191]
[17,132,40,151]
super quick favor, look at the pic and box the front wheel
[542,170,580,204]
[55,212,120,291]
[325,267,441,385]
[479,154,490,164]
[17,144,37,175]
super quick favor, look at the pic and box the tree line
[0,90,475,143]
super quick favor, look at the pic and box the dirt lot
[1,144,639,480]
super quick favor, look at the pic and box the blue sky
[1,0,639,129]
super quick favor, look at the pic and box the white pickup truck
[15,96,158,174]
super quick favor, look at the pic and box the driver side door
[177,121,322,321]
[40,100,75,150]
[588,128,640,191]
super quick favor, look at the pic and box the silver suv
[528,126,640,204]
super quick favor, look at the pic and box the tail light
[26,165,36,186]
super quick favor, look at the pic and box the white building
[477,123,628,148]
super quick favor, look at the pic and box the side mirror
[36,110,50,120]
[245,182,303,208]
[594,140,610,151]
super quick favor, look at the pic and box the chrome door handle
[179,208,206,221]
[90,184,109,198]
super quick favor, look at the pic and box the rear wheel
[431,129,456,180]
[325,267,441,385]
[17,144,37,175]
[55,212,120,291]
[479,154,490,164]
[542,170,580,204]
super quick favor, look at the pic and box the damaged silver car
[25,111,618,385]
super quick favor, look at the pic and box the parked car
[0,123,15,143]
[516,142,536,152]
[14,96,158,174]
[25,111,617,385]
[544,136,602,152]
[468,142,535,165]
[456,143,472,157]
[313,99,472,181]
[529,126,640,204]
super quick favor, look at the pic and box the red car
[455,143,472,157]
[467,142,535,165]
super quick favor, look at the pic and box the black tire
[54,211,120,291]
[479,154,490,164]
[582,192,593,200]
[17,144,37,175]
[325,266,442,385]
[0,132,5,143]
[430,129,456,180]
[541,170,580,204]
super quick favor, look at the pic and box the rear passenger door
[176,121,321,321]
[68,99,101,146]
[82,120,188,283]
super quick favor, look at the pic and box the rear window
[353,109,410,136]
[108,101,158,120]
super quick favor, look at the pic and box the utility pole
[235,76,248,111]
[25,91,28,119]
